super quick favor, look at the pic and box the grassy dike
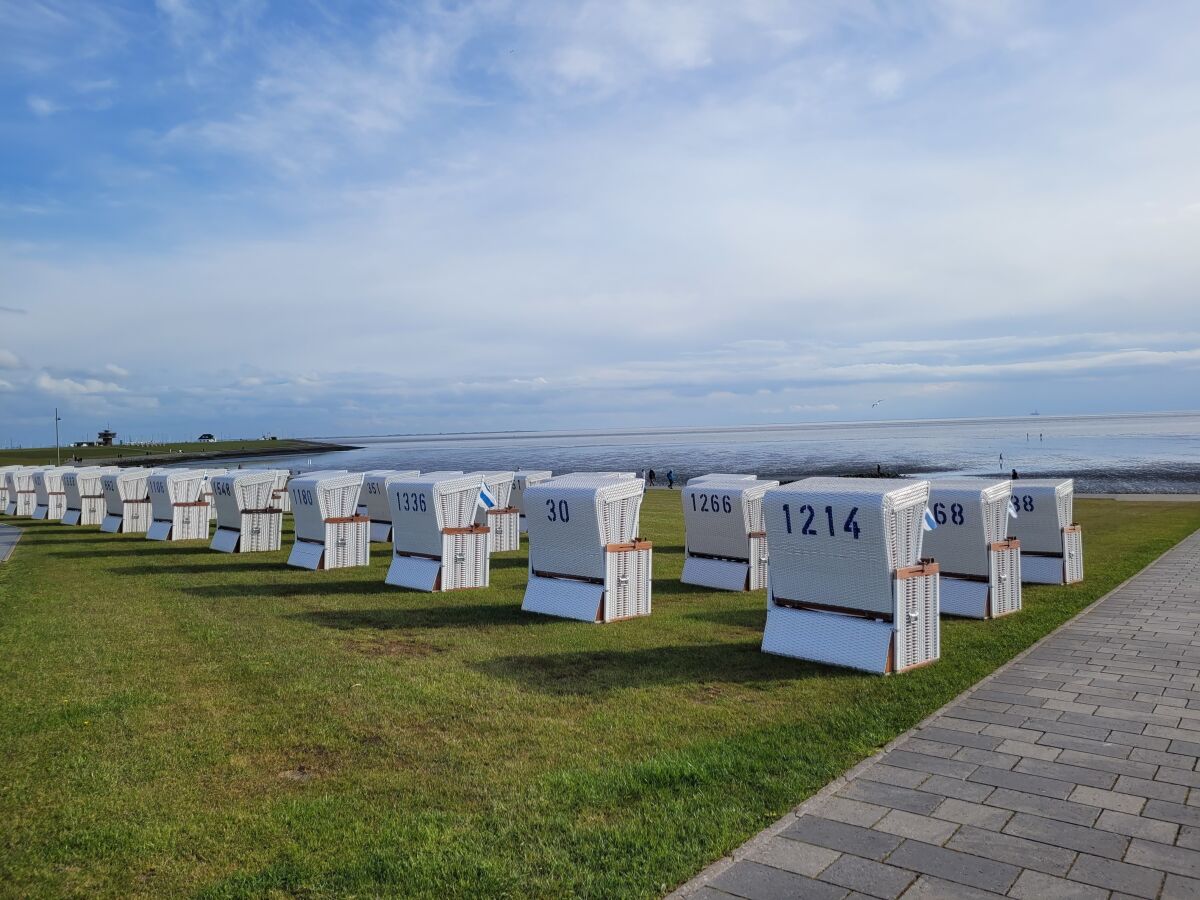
[0,438,350,468]
[1,494,1199,898]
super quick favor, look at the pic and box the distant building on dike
[198,433,216,442]
[97,429,117,446]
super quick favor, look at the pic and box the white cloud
[0,378,13,391]
[103,363,130,377]
[26,94,62,116]
[0,348,20,368]
[35,373,125,396]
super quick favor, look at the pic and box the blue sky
[2,1,1199,445]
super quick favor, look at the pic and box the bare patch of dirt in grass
[345,637,444,659]
[278,764,317,782]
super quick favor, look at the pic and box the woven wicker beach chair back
[923,478,1012,579]
[1007,478,1074,553]
[764,477,930,616]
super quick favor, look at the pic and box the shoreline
[68,439,360,469]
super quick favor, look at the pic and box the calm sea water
[219,413,1200,494]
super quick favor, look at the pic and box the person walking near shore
[647,469,656,487]
[666,470,675,489]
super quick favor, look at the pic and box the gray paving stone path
[0,523,21,563]
[672,529,1200,900]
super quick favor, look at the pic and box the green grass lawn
[1,494,1198,898]
[0,439,312,467]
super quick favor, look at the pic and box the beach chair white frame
[512,471,553,533]
[210,471,283,552]
[471,471,519,553]
[761,477,940,674]
[1008,478,1083,584]
[287,470,368,570]
[61,467,117,526]
[4,467,39,517]
[923,478,1022,619]
[385,472,490,592]
[357,470,420,543]
[522,474,652,623]
[147,469,211,541]
[33,467,71,521]
[681,477,779,591]
[100,469,155,534]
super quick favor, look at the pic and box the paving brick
[741,837,841,878]
[1006,869,1108,900]
[1067,853,1164,897]
[930,797,1011,831]
[1114,775,1189,803]
[882,751,977,780]
[902,738,962,760]
[897,875,1006,899]
[1155,767,1200,789]
[839,780,942,816]
[916,775,993,803]
[1036,731,1133,758]
[1068,784,1146,814]
[995,739,1060,761]
[873,810,958,845]
[1180,826,1200,851]
[1143,800,1200,828]
[1057,711,1149,735]
[1128,746,1195,770]
[1055,748,1159,779]
[979,724,1046,743]
[967,766,1076,800]
[859,765,930,790]
[1012,758,1118,790]
[687,887,742,900]
[1093,809,1177,843]
[939,707,1029,729]
[932,716,986,734]
[1004,811,1129,858]
[710,860,848,900]
[1029,718,1112,741]
[944,824,1075,876]
[916,726,1001,751]
[818,854,916,899]
[1125,838,1200,879]
[783,816,902,861]
[1163,873,1200,898]
[812,797,889,828]
[886,840,1019,894]
[951,748,1019,770]
[984,787,1100,826]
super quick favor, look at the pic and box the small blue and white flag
[477,482,496,511]
[1008,498,1019,520]
[922,507,938,531]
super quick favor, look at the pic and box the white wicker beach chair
[147,469,210,541]
[512,470,552,533]
[358,470,421,543]
[210,471,283,553]
[923,478,1022,619]
[4,467,40,517]
[287,470,368,570]
[681,476,779,591]
[1007,478,1083,584]
[385,472,490,592]
[470,471,519,553]
[100,468,155,533]
[522,473,652,623]
[761,477,940,674]
[32,467,71,521]
[61,467,117,526]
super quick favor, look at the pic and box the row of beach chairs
[1,464,1082,674]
